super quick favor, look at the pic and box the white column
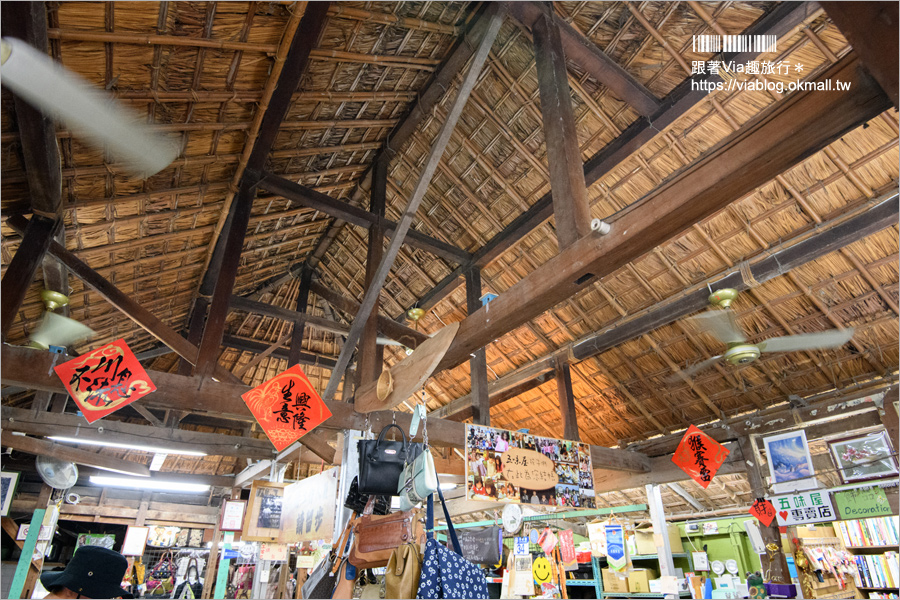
[646,483,676,579]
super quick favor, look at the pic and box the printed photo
[829,431,898,483]
[763,430,815,488]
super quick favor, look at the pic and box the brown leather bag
[385,543,422,599]
[349,497,422,569]
[331,558,356,600]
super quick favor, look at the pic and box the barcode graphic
[692,35,777,53]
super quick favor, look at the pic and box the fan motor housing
[724,344,761,365]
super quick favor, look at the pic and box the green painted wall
[674,517,762,576]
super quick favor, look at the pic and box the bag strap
[375,423,407,448]
[362,495,376,516]
[426,486,462,555]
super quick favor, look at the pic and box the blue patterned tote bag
[416,486,489,599]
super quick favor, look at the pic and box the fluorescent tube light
[89,476,210,493]
[49,436,207,456]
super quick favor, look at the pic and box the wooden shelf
[847,545,900,550]
[857,587,900,590]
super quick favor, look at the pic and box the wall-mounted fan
[27,290,94,350]
[670,288,854,380]
[36,455,79,490]
[0,37,177,178]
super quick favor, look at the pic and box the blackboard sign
[456,526,502,565]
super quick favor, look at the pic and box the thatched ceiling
[1,1,897,512]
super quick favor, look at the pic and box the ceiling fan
[0,37,177,178]
[670,288,855,380]
[27,290,95,350]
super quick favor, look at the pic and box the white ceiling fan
[0,37,177,178]
[670,288,855,381]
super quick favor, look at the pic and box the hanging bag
[302,516,354,599]
[357,424,422,496]
[398,447,438,511]
[344,476,391,515]
[174,556,204,599]
[349,496,422,569]
[385,543,423,599]
[146,549,176,596]
[416,486,489,599]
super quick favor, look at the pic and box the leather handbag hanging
[456,526,503,565]
[357,424,422,496]
[397,446,438,511]
[331,558,357,600]
[301,517,354,599]
[385,543,422,599]
[344,476,390,515]
[348,496,422,569]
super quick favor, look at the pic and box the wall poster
[243,481,286,542]
[279,468,339,544]
[465,424,595,508]
[763,430,816,492]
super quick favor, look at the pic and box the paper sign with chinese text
[672,425,730,488]
[749,499,777,527]
[769,490,835,526]
[279,468,338,543]
[260,543,289,562]
[54,339,156,423]
[242,364,332,451]
[558,529,578,571]
[465,424,596,509]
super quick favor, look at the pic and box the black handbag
[301,518,353,599]
[344,476,390,515]
[357,424,423,496]
[456,526,503,565]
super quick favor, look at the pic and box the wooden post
[738,436,790,583]
[532,4,591,249]
[288,267,313,366]
[357,156,388,388]
[212,488,241,599]
[9,485,52,600]
[881,387,899,442]
[179,297,208,376]
[554,357,580,441]
[1,216,57,341]
[466,267,490,425]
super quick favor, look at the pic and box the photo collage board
[465,424,596,508]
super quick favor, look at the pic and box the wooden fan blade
[758,328,854,354]
[689,310,746,344]
[355,322,460,413]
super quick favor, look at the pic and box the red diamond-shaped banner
[671,425,730,488]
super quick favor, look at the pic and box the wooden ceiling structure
[1,1,898,518]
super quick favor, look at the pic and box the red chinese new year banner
[241,364,332,451]
[54,339,156,423]
[749,498,777,527]
[671,425,730,489]
[558,529,578,570]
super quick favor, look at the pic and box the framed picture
[1,471,20,517]
[243,481,285,542]
[121,526,150,556]
[829,431,898,483]
[763,430,816,492]
[220,499,247,532]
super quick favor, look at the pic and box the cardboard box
[602,568,629,593]
[628,568,659,593]
[633,524,685,554]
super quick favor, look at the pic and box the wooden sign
[244,481,286,542]
[672,425,730,488]
[54,339,156,423]
[749,499,776,527]
[465,424,596,508]
[241,364,332,451]
[279,468,338,544]
[769,490,836,526]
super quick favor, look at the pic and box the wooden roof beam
[432,53,892,375]
[395,1,820,319]
[1,431,151,477]
[430,189,897,423]
[821,2,898,108]
[221,334,337,370]
[1,345,651,474]
[509,1,660,117]
[256,173,471,264]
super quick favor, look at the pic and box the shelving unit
[834,517,900,598]
[596,553,694,598]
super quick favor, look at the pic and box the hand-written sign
[558,529,578,571]
[672,425,730,488]
[834,487,893,519]
[749,498,777,527]
[54,339,156,423]
[279,469,338,544]
[502,448,559,490]
[769,490,835,526]
[241,364,332,451]
[260,543,289,562]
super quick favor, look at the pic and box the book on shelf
[836,517,900,548]
[853,552,899,589]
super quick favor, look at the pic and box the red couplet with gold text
[54,339,157,423]
[671,424,730,489]
[241,364,332,451]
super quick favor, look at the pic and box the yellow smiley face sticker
[532,556,553,584]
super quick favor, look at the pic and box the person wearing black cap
[40,545,133,599]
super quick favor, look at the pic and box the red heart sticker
[778,510,789,521]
